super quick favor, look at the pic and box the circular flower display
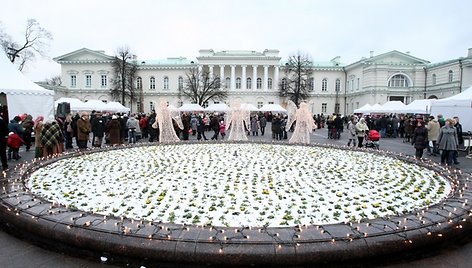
[26,143,451,227]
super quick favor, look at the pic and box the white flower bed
[26,144,451,227]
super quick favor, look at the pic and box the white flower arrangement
[26,144,451,227]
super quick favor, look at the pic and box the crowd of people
[0,108,467,170]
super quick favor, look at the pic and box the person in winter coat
[197,116,207,141]
[426,116,440,156]
[76,113,91,149]
[347,116,358,147]
[219,120,226,138]
[106,115,122,145]
[210,115,220,140]
[250,116,259,136]
[126,114,140,143]
[91,112,107,147]
[437,118,459,166]
[8,116,24,136]
[452,116,463,165]
[33,116,44,158]
[40,118,64,157]
[64,114,74,149]
[7,132,23,160]
[412,120,428,159]
[21,114,33,151]
[355,118,369,147]
[259,116,267,136]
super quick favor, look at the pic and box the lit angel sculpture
[285,100,316,144]
[225,100,250,141]
[156,99,183,143]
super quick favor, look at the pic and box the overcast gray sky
[1,0,471,81]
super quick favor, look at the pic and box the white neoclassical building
[50,47,472,115]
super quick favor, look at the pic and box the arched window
[178,76,183,90]
[150,77,156,90]
[163,77,169,90]
[308,77,314,91]
[256,78,262,89]
[281,78,287,90]
[268,78,273,89]
[432,74,437,85]
[225,77,230,89]
[246,77,252,89]
[321,78,327,91]
[388,74,409,87]
[136,77,142,90]
[236,77,241,89]
[335,79,341,92]
[448,70,453,83]
[215,78,221,88]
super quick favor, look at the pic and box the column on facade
[230,65,236,90]
[263,65,269,90]
[208,65,214,80]
[219,65,225,89]
[274,65,279,91]
[252,65,257,90]
[241,65,247,90]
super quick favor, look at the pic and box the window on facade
[268,78,273,89]
[257,101,263,108]
[335,79,340,92]
[164,77,169,90]
[334,103,340,114]
[85,75,92,88]
[351,79,354,90]
[236,77,241,89]
[203,101,209,108]
[101,75,107,87]
[257,78,262,89]
[346,81,349,91]
[150,101,155,111]
[448,70,453,83]
[321,103,327,113]
[432,74,437,85]
[246,77,252,89]
[150,77,156,90]
[357,78,360,90]
[137,102,142,112]
[178,100,183,107]
[388,74,408,87]
[269,101,274,104]
[178,76,183,90]
[70,75,77,88]
[346,103,349,114]
[321,78,327,91]
[137,77,142,90]
[308,77,314,91]
[225,77,230,89]
[281,78,287,90]
[215,78,221,88]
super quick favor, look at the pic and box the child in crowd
[219,121,226,138]
[7,132,24,160]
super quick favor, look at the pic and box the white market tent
[374,101,407,113]
[205,103,230,112]
[81,99,109,111]
[240,103,259,111]
[404,99,434,114]
[258,104,287,113]
[430,86,472,132]
[367,103,383,113]
[178,103,205,112]
[353,103,372,113]
[105,101,131,113]
[0,52,54,120]
[54,97,87,111]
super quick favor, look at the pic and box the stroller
[365,130,380,149]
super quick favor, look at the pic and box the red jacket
[7,133,24,149]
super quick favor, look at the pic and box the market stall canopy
[54,97,87,111]
[353,103,372,113]
[205,103,230,112]
[430,86,472,132]
[167,104,178,111]
[375,101,407,113]
[0,52,54,120]
[240,103,259,111]
[178,103,205,112]
[404,99,434,114]
[105,101,131,113]
[81,99,108,111]
[258,104,287,113]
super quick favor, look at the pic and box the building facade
[52,47,472,115]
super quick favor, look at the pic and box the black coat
[91,117,107,137]
[413,126,428,150]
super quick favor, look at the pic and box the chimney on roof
[468,48,472,57]
[369,51,374,58]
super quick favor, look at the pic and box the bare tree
[42,75,62,86]
[181,67,228,106]
[110,46,138,107]
[279,51,314,107]
[0,19,53,71]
